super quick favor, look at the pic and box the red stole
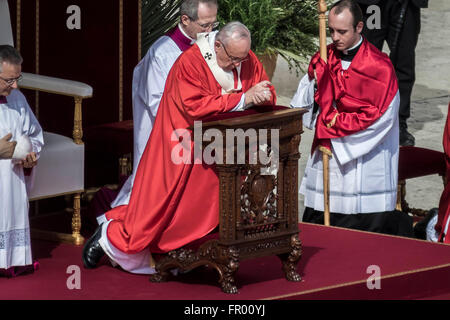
[309,39,398,154]
[436,102,450,243]
[105,45,276,254]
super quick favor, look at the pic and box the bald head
[214,21,252,71]
[216,21,251,46]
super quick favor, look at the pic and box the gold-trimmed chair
[20,73,92,245]
[1,0,93,245]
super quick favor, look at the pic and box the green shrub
[141,0,182,56]
[218,0,333,75]
[141,0,334,75]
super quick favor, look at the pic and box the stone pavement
[272,0,450,219]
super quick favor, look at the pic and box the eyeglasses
[218,40,249,64]
[0,74,23,86]
[190,18,219,30]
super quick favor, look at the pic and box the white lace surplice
[0,89,43,268]
[291,68,400,214]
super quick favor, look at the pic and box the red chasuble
[308,39,398,154]
[436,102,450,243]
[105,45,276,254]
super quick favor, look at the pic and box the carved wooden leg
[72,193,85,246]
[217,246,240,294]
[149,269,171,283]
[149,250,184,283]
[149,243,240,294]
[278,234,302,282]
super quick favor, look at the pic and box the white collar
[343,35,363,55]
[196,31,242,94]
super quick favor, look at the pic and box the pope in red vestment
[82,22,276,272]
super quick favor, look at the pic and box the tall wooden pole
[318,0,328,64]
[318,0,330,226]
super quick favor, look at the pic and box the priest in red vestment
[82,21,276,273]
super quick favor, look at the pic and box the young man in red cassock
[291,0,413,236]
[82,21,276,273]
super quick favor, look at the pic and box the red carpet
[2,223,450,300]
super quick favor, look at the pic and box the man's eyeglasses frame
[218,40,249,64]
[0,74,23,86]
[188,17,219,30]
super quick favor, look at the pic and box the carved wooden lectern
[150,107,307,293]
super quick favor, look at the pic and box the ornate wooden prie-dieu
[150,107,307,293]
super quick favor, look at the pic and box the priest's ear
[181,14,190,27]
[355,20,364,34]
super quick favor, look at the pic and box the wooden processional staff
[318,0,331,226]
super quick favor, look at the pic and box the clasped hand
[244,80,272,106]
[0,133,17,159]
[21,152,38,168]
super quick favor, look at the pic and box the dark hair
[0,45,23,72]
[330,0,363,29]
[180,0,218,21]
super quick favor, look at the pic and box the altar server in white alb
[0,45,44,274]
[291,0,413,236]
[107,0,219,210]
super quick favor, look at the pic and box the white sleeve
[332,91,400,166]
[18,92,44,192]
[19,93,44,157]
[290,74,317,129]
[138,54,172,118]
[230,94,247,112]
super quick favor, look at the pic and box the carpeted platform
[1,223,450,300]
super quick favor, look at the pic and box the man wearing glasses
[0,45,44,276]
[83,22,276,273]
[101,0,219,214]
[0,57,21,160]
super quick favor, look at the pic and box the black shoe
[400,128,415,146]
[82,223,105,269]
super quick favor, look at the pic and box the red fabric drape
[105,45,276,254]
[308,39,398,154]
